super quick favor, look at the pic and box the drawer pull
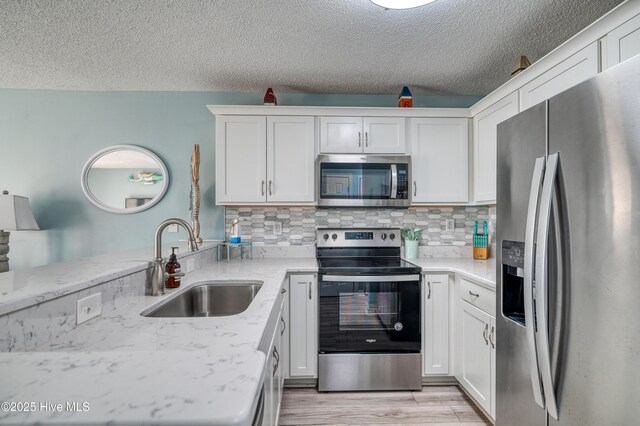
[468,291,480,298]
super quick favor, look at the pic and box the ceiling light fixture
[369,0,438,10]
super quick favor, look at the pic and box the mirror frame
[81,145,170,214]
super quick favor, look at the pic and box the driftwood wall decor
[190,144,203,244]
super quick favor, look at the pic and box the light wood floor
[279,385,491,425]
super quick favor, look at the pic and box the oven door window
[319,279,420,353]
[320,163,392,199]
[339,289,398,330]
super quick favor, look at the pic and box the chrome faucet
[147,218,199,296]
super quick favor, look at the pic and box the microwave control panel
[396,168,409,199]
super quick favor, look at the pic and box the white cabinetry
[215,116,267,203]
[455,277,496,420]
[320,117,406,154]
[410,118,469,203]
[288,274,317,378]
[520,42,599,111]
[216,115,315,204]
[422,274,450,376]
[472,92,519,203]
[458,301,492,414]
[606,13,640,69]
[266,116,315,203]
[262,300,285,426]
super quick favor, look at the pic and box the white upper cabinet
[605,13,640,69]
[319,117,363,153]
[410,118,469,203]
[266,116,315,203]
[216,116,267,203]
[215,115,316,205]
[363,117,406,153]
[520,42,599,111]
[423,274,450,376]
[472,92,519,203]
[320,116,406,154]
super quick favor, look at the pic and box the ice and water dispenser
[502,240,526,326]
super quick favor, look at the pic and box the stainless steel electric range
[316,228,422,392]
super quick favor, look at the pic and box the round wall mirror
[81,145,169,214]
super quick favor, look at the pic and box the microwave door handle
[535,152,560,420]
[524,156,546,409]
[391,164,398,199]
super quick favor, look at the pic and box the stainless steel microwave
[316,155,411,207]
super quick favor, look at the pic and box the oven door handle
[321,274,421,282]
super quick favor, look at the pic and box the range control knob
[331,233,338,241]
[381,233,387,240]
[389,233,396,240]
[323,233,329,241]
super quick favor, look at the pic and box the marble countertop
[0,241,220,317]
[0,254,495,425]
[409,257,497,289]
[0,258,317,425]
[0,350,265,425]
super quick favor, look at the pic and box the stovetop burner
[317,257,421,275]
[316,228,421,275]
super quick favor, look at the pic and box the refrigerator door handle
[535,152,560,420]
[524,156,546,409]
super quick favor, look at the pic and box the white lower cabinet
[422,274,450,375]
[454,276,496,421]
[262,301,285,426]
[288,274,317,378]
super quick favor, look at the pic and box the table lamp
[0,190,40,273]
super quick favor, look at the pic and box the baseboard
[456,382,495,425]
[421,376,458,385]
[284,378,317,388]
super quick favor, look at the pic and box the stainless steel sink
[141,280,263,317]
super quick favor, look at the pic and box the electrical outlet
[445,219,455,232]
[273,221,282,236]
[186,258,195,273]
[167,224,178,233]
[77,293,102,325]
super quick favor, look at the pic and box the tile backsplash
[225,206,496,247]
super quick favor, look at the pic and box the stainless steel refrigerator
[496,54,640,426]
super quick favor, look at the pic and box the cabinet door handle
[483,324,489,345]
[261,180,265,196]
[413,181,417,196]
[272,346,280,376]
[269,180,273,196]
[281,288,287,294]
[308,282,312,300]
[280,316,286,336]
[365,131,369,147]
[490,325,495,348]
[358,131,362,147]
[427,282,432,299]
[468,290,480,298]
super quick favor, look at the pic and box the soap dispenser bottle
[165,247,181,289]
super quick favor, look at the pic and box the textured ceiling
[0,0,624,95]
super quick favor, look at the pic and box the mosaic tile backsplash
[225,206,496,247]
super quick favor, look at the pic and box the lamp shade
[0,193,40,231]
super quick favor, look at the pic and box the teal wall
[0,90,482,270]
